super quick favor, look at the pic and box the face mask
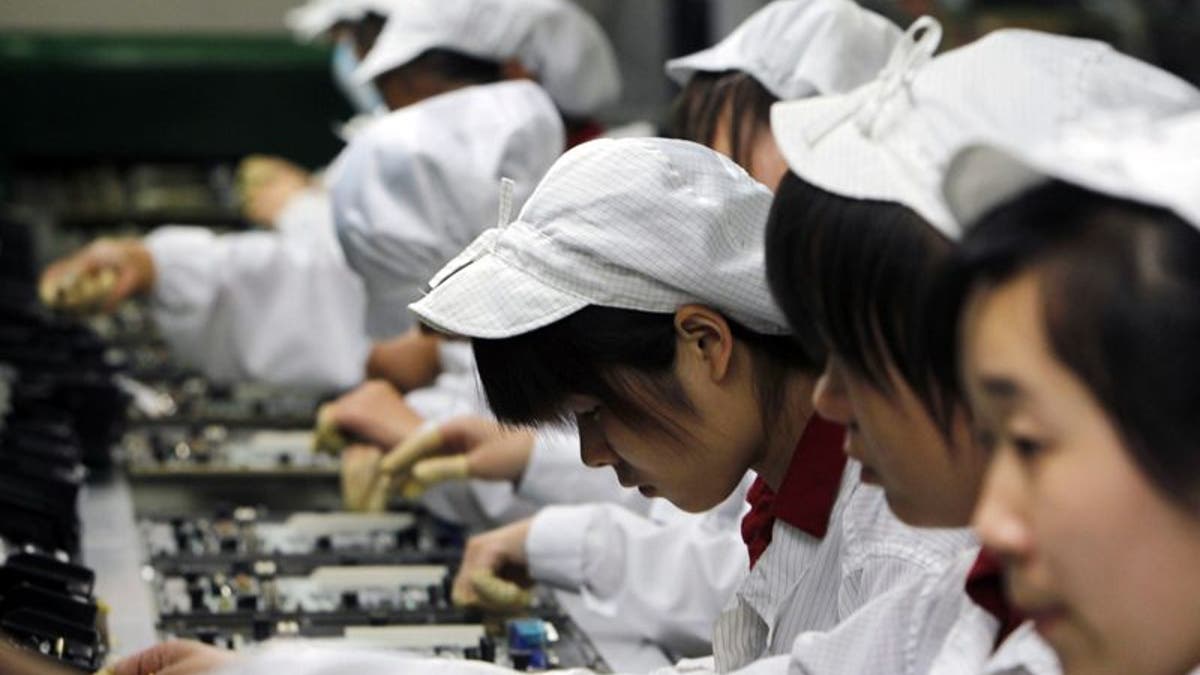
[331,36,386,115]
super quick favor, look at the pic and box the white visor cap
[409,138,787,340]
[285,0,395,41]
[944,110,1200,234]
[770,20,1200,239]
[666,0,903,101]
[354,0,620,117]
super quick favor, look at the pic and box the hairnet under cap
[354,0,620,117]
[410,137,787,340]
[667,0,903,100]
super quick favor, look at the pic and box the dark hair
[350,12,388,57]
[765,172,958,428]
[669,70,778,171]
[471,305,820,434]
[936,180,1200,510]
[402,48,503,86]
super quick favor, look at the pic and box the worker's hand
[340,444,392,512]
[237,155,312,227]
[452,518,534,611]
[379,416,535,497]
[313,380,426,454]
[107,639,237,675]
[365,329,442,393]
[39,238,155,313]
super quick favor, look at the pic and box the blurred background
[0,0,1197,265]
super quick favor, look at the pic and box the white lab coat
[145,81,563,390]
[711,462,972,671]
[524,476,753,658]
[146,185,370,389]
[774,546,1063,675]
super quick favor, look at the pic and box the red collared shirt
[741,416,847,567]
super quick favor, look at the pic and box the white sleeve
[517,427,654,515]
[144,221,370,390]
[525,499,748,658]
[272,186,334,239]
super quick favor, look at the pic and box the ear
[674,304,736,382]
[501,58,536,82]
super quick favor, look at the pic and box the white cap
[332,81,565,339]
[409,138,787,339]
[944,110,1200,232]
[355,0,621,117]
[770,21,1200,239]
[285,0,396,42]
[666,0,903,100]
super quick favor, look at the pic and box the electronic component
[124,427,337,477]
[141,508,464,573]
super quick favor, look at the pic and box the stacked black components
[0,215,123,671]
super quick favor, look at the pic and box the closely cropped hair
[936,181,1200,511]
[669,70,778,170]
[471,305,821,433]
[765,172,957,428]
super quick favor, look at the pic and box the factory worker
[105,136,966,675]
[35,0,392,389]
[410,136,965,667]
[758,24,1200,675]
[666,0,900,190]
[37,0,616,391]
[326,0,914,655]
[944,112,1200,675]
[355,0,618,148]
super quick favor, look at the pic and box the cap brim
[355,37,431,85]
[664,48,729,87]
[409,253,589,339]
[770,93,959,238]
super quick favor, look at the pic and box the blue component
[506,619,547,651]
[507,619,550,670]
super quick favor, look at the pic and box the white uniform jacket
[146,184,370,389]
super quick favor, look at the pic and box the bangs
[669,70,777,170]
[470,306,678,426]
[766,172,956,425]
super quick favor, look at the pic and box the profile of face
[964,271,1200,675]
[568,306,794,513]
[812,354,985,527]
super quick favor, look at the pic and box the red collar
[566,121,605,149]
[740,417,847,568]
[965,549,1026,648]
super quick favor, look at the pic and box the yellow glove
[40,267,117,313]
[380,427,470,498]
[462,570,532,612]
[340,446,391,512]
[312,404,349,455]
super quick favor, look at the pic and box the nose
[813,358,854,426]
[972,445,1034,562]
[576,412,618,469]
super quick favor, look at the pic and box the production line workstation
[0,195,666,672]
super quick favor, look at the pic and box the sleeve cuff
[525,504,598,590]
[517,427,580,504]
